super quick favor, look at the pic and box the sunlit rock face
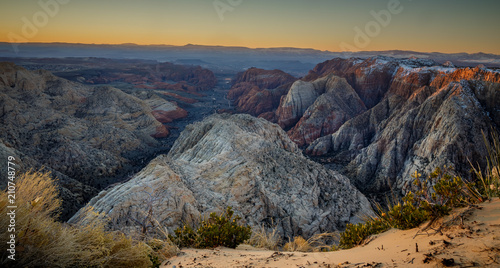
[71,114,373,239]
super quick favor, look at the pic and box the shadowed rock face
[228,68,297,117]
[0,62,182,219]
[71,114,373,239]
[302,57,500,197]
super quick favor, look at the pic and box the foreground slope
[166,198,500,267]
[70,114,372,238]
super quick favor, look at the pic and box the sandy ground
[163,198,500,267]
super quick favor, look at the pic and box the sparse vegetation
[470,130,500,199]
[337,168,478,249]
[0,170,182,268]
[337,218,390,249]
[246,224,281,250]
[283,233,335,252]
[170,207,251,249]
[337,130,500,250]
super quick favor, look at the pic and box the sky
[0,0,499,54]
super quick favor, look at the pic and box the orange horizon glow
[1,0,499,55]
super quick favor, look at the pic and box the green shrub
[338,218,389,249]
[171,207,251,249]
[337,166,481,250]
[416,167,478,208]
[381,192,432,229]
[170,224,199,248]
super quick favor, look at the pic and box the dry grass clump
[0,170,153,268]
[0,170,79,267]
[246,224,280,250]
[283,233,335,252]
[145,222,180,267]
[72,206,153,267]
[470,130,500,199]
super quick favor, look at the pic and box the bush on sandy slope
[338,167,480,249]
[338,131,500,250]
[171,207,251,249]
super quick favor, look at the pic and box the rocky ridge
[67,61,217,93]
[302,57,500,196]
[70,114,373,239]
[227,57,499,199]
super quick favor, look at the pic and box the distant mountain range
[1,42,499,76]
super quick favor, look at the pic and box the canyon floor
[164,198,500,268]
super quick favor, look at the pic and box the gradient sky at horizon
[1,0,499,54]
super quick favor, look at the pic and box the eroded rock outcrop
[303,58,500,197]
[278,75,367,146]
[71,114,373,239]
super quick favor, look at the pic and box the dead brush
[283,233,335,252]
[246,224,280,250]
[470,130,500,200]
[0,170,153,268]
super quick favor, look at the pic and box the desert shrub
[414,167,479,208]
[380,192,432,229]
[144,223,179,268]
[0,170,78,267]
[146,238,179,268]
[338,218,389,249]
[283,233,335,252]
[337,166,481,250]
[170,224,200,248]
[171,207,251,249]
[246,224,280,250]
[0,170,153,268]
[381,168,479,231]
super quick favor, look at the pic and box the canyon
[1,54,499,238]
[0,61,217,219]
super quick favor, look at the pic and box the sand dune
[164,198,500,267]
